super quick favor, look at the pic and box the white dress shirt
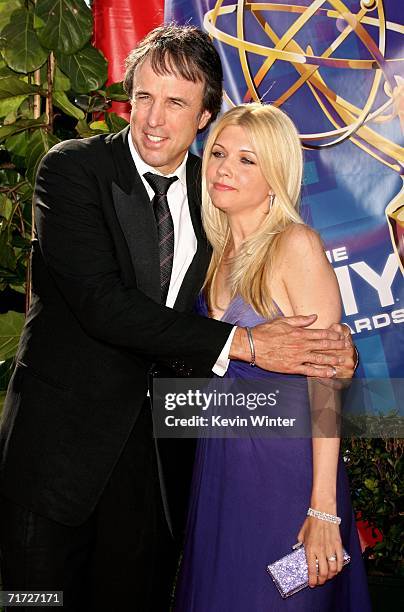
[128,138,235,375]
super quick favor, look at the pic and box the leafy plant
[0,0,128,408]
[342,437,404,577]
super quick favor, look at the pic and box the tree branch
[33,68,41,119]
[45,52,55,132]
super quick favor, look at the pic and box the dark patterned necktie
[144,172,179,303]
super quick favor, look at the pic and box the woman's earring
[268,193,275,212]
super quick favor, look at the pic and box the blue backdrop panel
[165,1,404,415]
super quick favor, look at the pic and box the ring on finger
[327,555,337,562]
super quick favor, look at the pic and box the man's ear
[198,109,212,131]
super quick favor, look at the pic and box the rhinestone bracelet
[307,507,341,525]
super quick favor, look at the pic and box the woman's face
[206,125,271,217]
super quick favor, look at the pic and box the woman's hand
[297,516,344,587]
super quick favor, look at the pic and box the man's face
[130,58,211,175]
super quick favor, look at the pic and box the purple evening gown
[174,294,371,612]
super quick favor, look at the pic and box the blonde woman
[174,104,371,611]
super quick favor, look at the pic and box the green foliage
[34,0,93,55]
[105,111,129,133]
[0,77,39,117]
[26,127,60,185]
[53,66,71,91]
[0,389,6,414]
[0,116,46,142]
[1,8,48,73]
[0,78,39,100]
[0,0,23,33]
[0,0,129,399]
[0,310,25,361]
[0,357,14,416]
[106,81,128,102]
[342,437,404,576]
[56,45,108,93]
[52,90,84,120]
[343,410,404,438]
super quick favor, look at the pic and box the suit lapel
[110,128,161,303]
[173,154,211,312]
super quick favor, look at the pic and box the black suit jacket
[0,127,232,526]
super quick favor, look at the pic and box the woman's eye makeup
[210,148,256,164]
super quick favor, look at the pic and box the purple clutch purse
[266,543,351,598]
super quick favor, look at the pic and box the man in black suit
[0,25,353,612]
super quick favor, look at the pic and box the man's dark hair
[123,24,223,125]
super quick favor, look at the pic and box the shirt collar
[128,132,188,187]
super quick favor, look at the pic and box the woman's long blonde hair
[202,103,304,318]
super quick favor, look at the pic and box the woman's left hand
[297,516,344,587]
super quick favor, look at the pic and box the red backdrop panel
[92,0,164,115]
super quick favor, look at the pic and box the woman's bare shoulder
[275,223,341,323]
[277,223,324,259]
